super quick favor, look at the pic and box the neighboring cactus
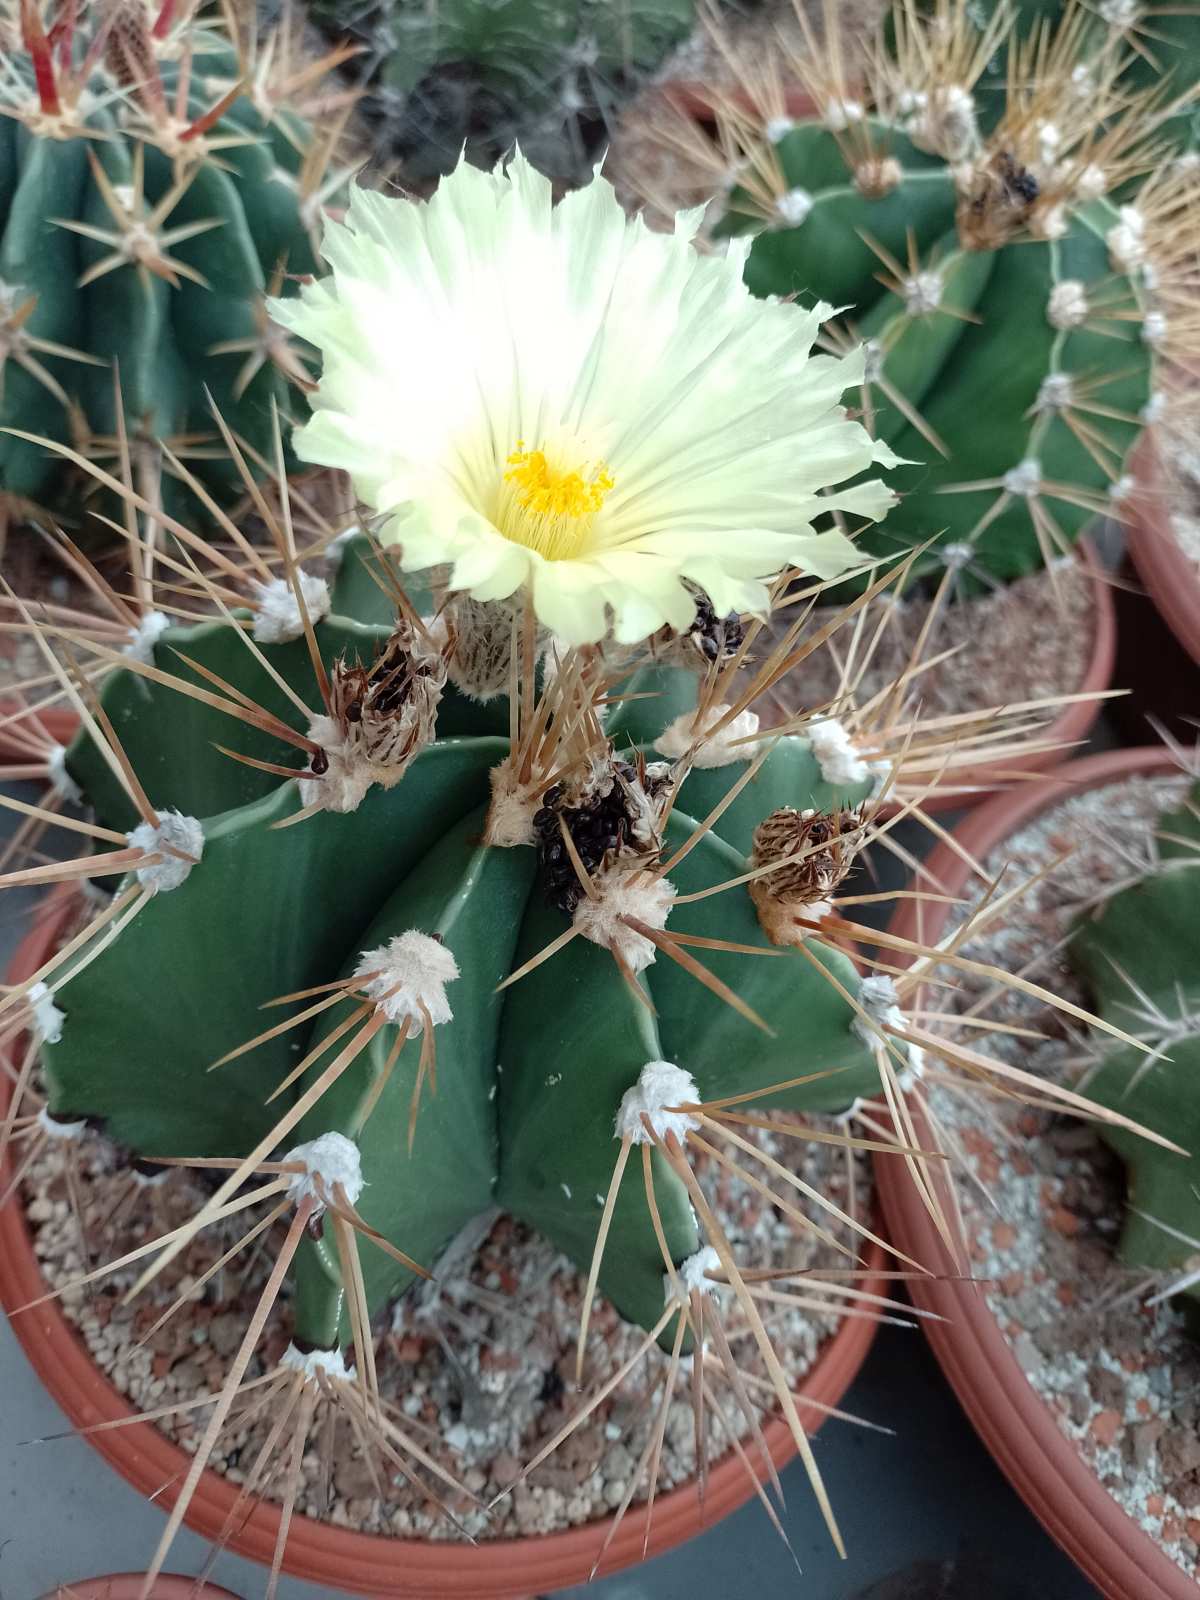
[0,0,352,522]
[695,0,1200,586]
[308,0,695,186]
[1069,776,1200,1295]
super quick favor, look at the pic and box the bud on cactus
[1069,776,1200,1296]
[0,0,349,520]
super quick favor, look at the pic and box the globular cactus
[1069,776,1200,1295]
[700,0,1200,586]
[0,0,351,523]
[309,0,695,187]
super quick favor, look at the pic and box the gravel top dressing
[931,772,1200,1578]
[24,1090,874,1543]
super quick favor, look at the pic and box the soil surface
[929,770,1200,1578]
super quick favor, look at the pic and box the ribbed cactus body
[729,120,1152,584]
[45,573,885,1347]
[0,13,324,513]
[1069,781,1200,1296]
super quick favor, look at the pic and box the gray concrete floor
[0,783,1100,1600]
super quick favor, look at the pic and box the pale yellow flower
[274,154,897,645]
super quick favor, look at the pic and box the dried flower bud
[956,150,1039,251]
[436,592,548,703]
[748,806,861,944]
[645,585,746,670]
[534,753,673,914]
[103,0,165,112]
[301,622,447,813]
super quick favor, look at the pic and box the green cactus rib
[1068,781,1200,1290]
[0,25,325,515]
[726,120,1152,586]
[45,616,885,1348]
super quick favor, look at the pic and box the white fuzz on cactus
[354,931,459,1033]
[37,1107,86,1141]
[854,974,905,1037]
[1036,373,1073,412]
[668,1244,724,1302]
[126,810,204,893]
[1107,206,1146,271]
[655,704,759,768]
[28,981,64,1045]
[775,187,814,226]
[46,744,82,806]
[250,572,332,644]
[123,611,169,665]
[1047,280,1089,330]
[806,717,871,786]
[615,1060,700,1145]
[281,1131,365,1214]
[1003,458,1042,498]
[280,1341,353,1381]
[573,864,676,972]
[903,271,944,315]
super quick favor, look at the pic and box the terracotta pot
[38,1579,238,1600]
[1,891,885,1600]
[873,745,1192,1600]
[902,537,1116,814]
[1126,434,1200,667]
[659,82,817,121]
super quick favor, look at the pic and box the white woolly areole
[615,1060,699,1145]
[353,930,459,1033]
[823,98,863,130]
[28,981,64,1044]
[775,187,813,226]
[940,542,975,570]
[1142,391,1166,424]
[897,1043,927,1094]
[1143,310,1168,347]
[299,713,372,814]
[1109,475,1135,504]
[1032,204,1068,242]
[903,271,943,315]
[37,1106,86,1141]
[280,1341,352,1382]
[806,717,870,786]
[1003,458,1041,498]
[655,703,759,768]
[857,966,908,1030]
[1036,372,1073,412]
[765,116,794,143]
[250,572,332,644]
[126,810,204,893]
[1047,281,1088,330]
[573,865,676,973]
[281,1131,364,1213]
[123,610,169,665]
[1076,163,1106,200]
[667,1244,723,1303]
[46,743,82,805]
[1107,206,1146,270]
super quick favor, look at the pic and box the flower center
[497,442,614,560]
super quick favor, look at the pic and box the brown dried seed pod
[645,585,746,669]
[103,0,163,108]
[534,752,673,913]
[748,806,862,945]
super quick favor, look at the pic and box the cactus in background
[308,0,695,186]
[692,0,1200,587]
[0,0,353,524]
[1069,777,1200,1298]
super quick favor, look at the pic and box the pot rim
[1,888,884,1599]
[38,1577,239,1600]
[874,744,1196,1600]
[1126,434,1200,667]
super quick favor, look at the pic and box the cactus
[308,0,695,187]
[0,0,352,523]
[2,149,1174,1592]
[695,0,1200,587]
[1069,777,1200,1295]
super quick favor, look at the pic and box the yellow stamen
[498,441,614,560]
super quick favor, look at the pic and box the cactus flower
[274,152,897,645]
